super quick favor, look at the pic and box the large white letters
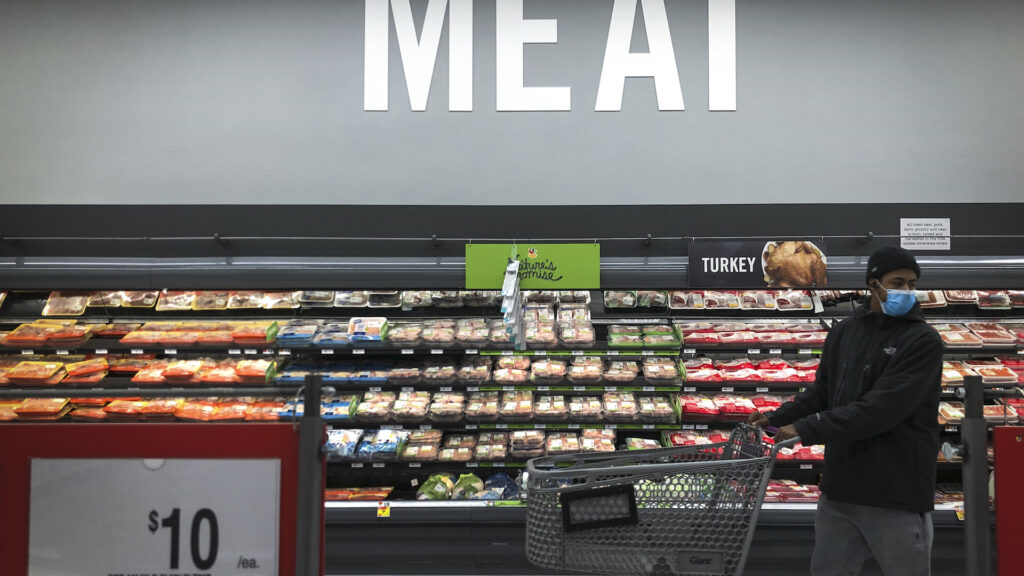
[363,0,473,112]
[708,0,736,111]
[596,0,684,111]
[495,0,571,111]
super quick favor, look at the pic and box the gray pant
[810,494,933,576]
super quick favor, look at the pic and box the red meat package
[120,331,165,346]
[685,332,720,346]
[757,358,791,370]
[175,401,219,421]
[246,402,286,421]
[718,332,758,345]
[713,394,756,416]
[940,332,984,348]
[65,357,108,377]
[667,431,712,447]
[236,359,275,380]
[63,371,108,385]
[70,397,109,407]
[140,399,184,417]
[792,332,827,346]
[15,398,69,415]
[759,369,801,383]
[104,400,149,416]
[211,401,252,421]
[716,358,755,371]
[70,407,108,422]
[751,394,785,410]
[683,357,715,370]
[972,330,1017,345]
[944,290,978,303]
[685,369,722,382]
[721,368,762,382]
[678,394,720,416]
[756,332,795,345]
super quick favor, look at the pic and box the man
[749,246,943,576]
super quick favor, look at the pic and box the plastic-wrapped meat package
[559,323,597,349]
[972,330,1017,345]
[639,396,676,423]
[546,432,581,455]
[1008,291,1024,308]
[713,395,757,418]
[716,358,755,371]
[457,357,492,384]
[401,444,440,462]
[496,356,531,370]
[153,291,196,311]
[392,391,432,422]
[558,290,591,304]
[944,290,978,303]
[604,291,637,309]
[439,447,474,463]
[965,322,1008,333]
[757,358,791,370]
[940,331,984,348]
[608,325,643,336]
[643,333,680,348]
[492,367,528,386]
[703,291,740,309]
[775,290,814,310]
[683,357,715,371]
[431,291,464,308]
[685,332,720,346]
[679,394,720,417]
[603,392,638,422]
[298,291,335,306]
[704,430,731,444]
[626,438,662,450]
[915,290,947,309]
[42,292,90,316]
[581,434,617,452]
[751,394,785,411]
[524,304,556,323]
[685,368,722,382]
[637,291,668,308]
[386,323,423,347]
[87,291,126,308]
[400,291,432,308]
[931,323,970,333]
[423,359,458,385]
[465,391,500,422]
[92,323,141,339]
[7,361,63,383]
[721,368,762,382]
[756,332,795,345]
[509,430,547,458]
[462,291,498,307]
[938,401,965,424]
[474,443,508,462]
[333,291,368,308]
[977,290,1012,310]
[669,291,705,310]
[786,323,824,333]
[759,368,802,383]
[367,291,402,308]
[604,361,639,384]
[792,332,828,346]
[443,434,477,449]
[422,325,456,348]
[643,359,679,383]
[717,332,758,346]
[456,318,490,347]
[567,357,604,384]
[534,395,568,422]
[569,396,604,421]
[523,290,558,304]
[499,391,534,422]
[666,431,711,447]
[122,291,159,308]
[530,359,567,384]
[525,322,558,349]
[741,291,777,310]
[355,391,396,423]
[608,333,643,348]
[348,317,388,342]
[976,366,1019,383]
[487,319,513,348]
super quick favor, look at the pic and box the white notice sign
[900,218,951,250]
[30,458,279,576]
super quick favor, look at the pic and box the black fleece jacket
[768,301,943,513]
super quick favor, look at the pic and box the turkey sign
[688,241,828,289]
[365,0,736,112]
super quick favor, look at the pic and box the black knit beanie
[866,246,921,283]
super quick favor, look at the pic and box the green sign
[465,244,600,289]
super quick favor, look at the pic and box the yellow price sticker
[377,502,391,518]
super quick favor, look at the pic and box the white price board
[900,218,951,250]
[30,458,279,576]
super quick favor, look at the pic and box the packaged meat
[685,369,723,382]
[231,322,276,343]
[122,291,159,308]
[87,291,126,308]
[581,430,617,452]
[348,317,388,341]
[7,361,63,382]
[422,326,456,348]
[751,394,786,410]
[603,360,639,384]
[15,398,69,415]
[456,319,490,347]
[603,392,639,422]
[678,394,720,417]
[355,391,396,423]
[559,290,592,304]
[759,368,801,383]
[154,291,196,311]
[530,359,567,384]
[977,290,1012,310]
[559,323,596,348]
[478,431,509,445]
[465,391,500,422]
[721,368,762,382]
[775,290,814,310]
[546,432,581,455]
[260,291,299,310]
[70,407,108,422]
[402,444,440,462]
[976,366,1019,383]
[523,305,556,323]
[605,326,642,337]
[786,323,825,333]
[915,290,947,309]
[392,391,432,422]
[643,359,680,383]
[400,290,432,309]
[972,330,1017,346]
[524,322,558,349]
[431,291,464,308]
[439,447,474,463]
[442,434,477,449]
[716,358,755,371]
[626,438,662,450]
[639,396,676,423]
[103,399,149,417]
[487,320,513,348]
[983,404,1017,423]
[462,290,498,307]
[740,291,777,310]
[669,291,705,310]
[569,397,604,421]
[643,334,681,349]
[713,394,757,417]
[534,395,568,422]
[523,290,558,304]
[457,357,492,384]
[246,401,286,422]
[191,291,230,310]
[757,358,791,370]
[930,323,970,333]
[298,291,335,305]
[702,291,741,309]
[755,332,795,345]
[510,430,546,449]
[496,355,531,371]
[944,290,978,303]
[325,429,364,459]
[475,443,508,462]
[966,322,1009,333]
[717,332,758,346]
[366,291,401,308]
[492,367,528,385]
[567,357,604,384]
[42,292,90,316]
[940,331,984,348]
[603,291,637,309]
[684,357,715,370]
[792,332,828,346]
[91,323,141,338]
[63,370,108,385]
[499,391,534,422]
[637,291,668,308]
[423,359,458,385]
[608,333,643,348]
[333,291,369,307]
[685,332,720,346]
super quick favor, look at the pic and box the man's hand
[747,410,770,427]
[774,424,799,442]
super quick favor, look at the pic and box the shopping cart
[525,424,799,576]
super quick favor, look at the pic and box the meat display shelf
[328,422,708,431]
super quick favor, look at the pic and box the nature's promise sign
[465,244,601,289]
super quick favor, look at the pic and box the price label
[465,349,479,355]
[642,424,655,430]
[21,350,33,355]
[467,462,479,468]
[351,463,364,468]
[279,349,291,356]
[684,349,697,355]
[29,459,278,576]
[431,349,443,355]
[769,349,782,355]
[496,424,508,429]
[800,464,813,470]
[503,386,516,392]
[466,387,479,393]
[56,349,69,356]
[682,424,695,430]
[534,424,546,429]
[321,349,335,355]
[368,387,382,393]
[493,462,506,468]
[569,424,581,429]
[263,349,275,355]
[537,386,550,392]
[571,350,584,356]
[440,387,452,392]
[501,351,514,356]
[372,463,385,469]
[534,350,546,356]
[95,349,108,355]
[607,350,620,356]
[799,349,812,355]
[945,426,959,433]
[605,424,617,430]
[401,387,414,393]
[756,387,769,393]
[573,386,586,392]
[352,349,365,355]
[748,349,761,355]
[466,424,479,430]
[229,349,242,355]
[244,349,257,355]
[642,387,655,392]
[684,387,697,393]
[408,463,421,469]
[419,425,433,431]
[696,424,709,430]
[377,502,391,518]
[164,349,177,355]
[721,387,734,393]
[604,386,618,392]
[131,349,144,355]
[401,349,414,355]
[642,350,654,356]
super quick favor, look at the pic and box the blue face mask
[879,288,917,317]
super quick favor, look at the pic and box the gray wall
[1,0,1022,205]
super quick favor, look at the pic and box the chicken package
[603,392,639,422]
[457,357,492,385]
[439,447,474,463]
[499,391,534,422]
[626,438,662,450]
[408,429,444,447]
[666,431,712,447]
[755,332,795,346]
[930,323,970,333]
[431,291,464,308]
[546,432,581,455]
[938,401,965,425]
[792,332,828,346]
[976,366,1019,384]
[496,355,532,370]
[462,290,498,307]
[387,323,423,348]
[42,292,90,316]
[762,241,827,287]
[475,443,508,462]
[670,291,705,310]
[400,290,432,309]
[558,290,591,304]
[524,322,558,349]
[492,367,529,386]
[643,359,680,383]
[608,325,643,336]
[603,360,639,384]
[86,291,126,308]
[333,291,369,307]
[422,358,458,386]
[422,325,456,348]
[717,332,759,346]
[530,359,567,384]
[759,368,802,383]
[775,290,815,310]
[604,291,637,309]
[297,290,334,306]
[684,357,715,370]
[366,291,401,309]
[740,291,777,310]
[685,368,723,382]
[534,395,568,422]
[487,319,514,349]
[509,430,547,458]
[392,391,432,422]
[580,428,617,453]
[559,323,596,348]
[402,444,440,462]
[608,333,643,348]
[120,291,159,308]
[786,323,825,333]
[465,391,500,422]
[557,303,591,323]
[639,396,676,423]
[456,318,490,347]
[713,394,757,418]
[388,362,422,385]
[443,434,477,449]
[567,356,604,384]
[523,290,558,304]
[569,396,604,421]
[751,394,786,411]
[429,392,466,423]
[643,333,681,348]
[636,291,668,308]
[355,391,396,423]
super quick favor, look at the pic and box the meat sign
[688,241,828,289]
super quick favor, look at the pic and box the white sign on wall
[901,218,951,250]
[30,458,280,576]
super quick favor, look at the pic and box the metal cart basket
[525,424,798,576]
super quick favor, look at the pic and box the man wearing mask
[749,246,943,575]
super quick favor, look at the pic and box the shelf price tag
[800,464,813,470]
[351,463,364,468]
[431,349,443,355]
[263,349,274,355]
[605,424,617,430]
[534,350,546,356]
[537,386,550,392]
[571,350,584,356]
[419,425,433,430]
[642,386,655,392]
[465,349,479,355]
[377,502,391,518]
[642,350,654,356]
[756,387,769,393]
[573,386,586,392]
[466,424,479,430]
[568,424,581,429]
[696,424,708,430]
[684,349,697,355]
[229,349,242,355]
[372,463,385,469]
[408,463,421,469]
[164,349,177,356]
[29,459,278,576]
[56,349,69,356]
[643,424,655,430]
[502,386,516,392]
[684,387,697,393]
[466,387,480,392]
[467,462,479,468]
[496,424,508,429]
[747,349,761,355]
[501,351,514,356]
[21,350,33,355]
[131,349,144,355]
[604,386,618,392]
[799,349,812,355]
[440,387,452,392]
[769,349,783,355]
[401,387,414,393]
[280,349,291,356]
[607,350,620,356]
[352,349,365,355]
[95,349,108,355]
[321,349,335,356]
[534,424,546,429]
[402,349,414,355]
[244,349,258,355]
[368,387,382,393]
[721,387,734,393]
[682,424,695,430]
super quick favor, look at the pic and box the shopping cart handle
[769,434,802,455]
